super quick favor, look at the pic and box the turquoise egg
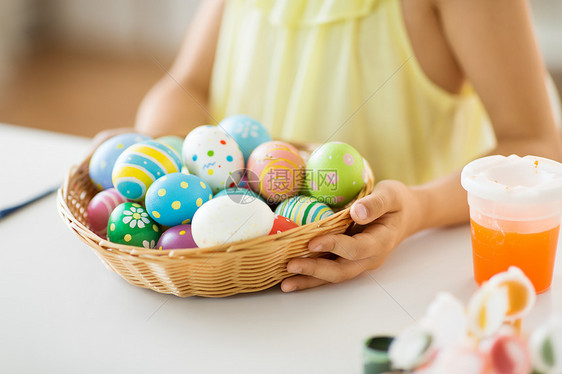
[274,195,334,226]
[112,140,183,201]
[156,136,184,159]
[145,173,213,226]
[214,187,265,203]
[218,115,272,162]
[89,133,151,190]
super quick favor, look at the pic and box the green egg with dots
[305,142,365,208]
[107,202,161,248]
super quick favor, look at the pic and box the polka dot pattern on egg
[145,172,213,226]
[107,202,161,248]
[157,224,197,250]
[306,142,365,208]
[182,125,245,194]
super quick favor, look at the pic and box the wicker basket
[57,142,375,297]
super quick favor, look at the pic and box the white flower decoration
[122,206,150,229]
[142,240,155,249]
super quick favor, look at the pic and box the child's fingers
[280,275,327,292]
[285,257,363,284]
[308,224,395,262]
[350,180,403,225]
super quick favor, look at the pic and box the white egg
[191,195,275,247]
[182,125,244,193]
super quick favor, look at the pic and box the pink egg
[87,188,128,236]
[247,141,305,203]
[268,215,299,235]
[157,224,197,250]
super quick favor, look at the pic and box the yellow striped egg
[112,140,182,201]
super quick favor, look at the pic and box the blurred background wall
[0,0,201,136]
[0,0,560,137]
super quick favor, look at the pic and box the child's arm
[134,0,224,138]
[282,0,562,292]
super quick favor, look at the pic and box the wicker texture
[57,143,375,297]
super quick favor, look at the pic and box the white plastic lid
[461,155,562,205]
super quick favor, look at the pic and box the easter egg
[182,125,244,194]
[89,133,151,190]
[269,215,298,235]
[157,224,197,250]
[218,114,272,162]
[247,141,305,203]
[107,202,161,248]
[275,195,334,226]
[112,140,182,201]
[238,174,250,189]
[191,195,275,247]
[156,135,184,159]
[145,173,213,226]
[87,188,128,236]
[214,187,265,203]
[306,141,365,208]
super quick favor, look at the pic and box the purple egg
[156,224,197,250]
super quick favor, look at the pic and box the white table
[1,124,561,374]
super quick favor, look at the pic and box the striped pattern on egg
[112,140,182,201]
[89,133,151,190]
[247,141,305,203]
[87,188,128,236]
[274,195,334,226]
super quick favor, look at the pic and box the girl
[132,0,562,292]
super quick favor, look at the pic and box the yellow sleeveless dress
[209,0,496,185]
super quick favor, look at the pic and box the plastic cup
[461,155,562,294]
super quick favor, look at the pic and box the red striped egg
[87,188,128,236]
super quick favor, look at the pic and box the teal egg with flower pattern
[107,202,161,248]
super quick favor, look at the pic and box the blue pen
[0,186,60,220]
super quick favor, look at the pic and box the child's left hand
[280,180,421,292]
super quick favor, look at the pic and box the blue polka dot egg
[89,133,151,190]
[218,115,272,162]
[182,125,244,194]
[145,173,213,227]
[112,140,182,201]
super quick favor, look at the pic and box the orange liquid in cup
[470,219,560,294]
